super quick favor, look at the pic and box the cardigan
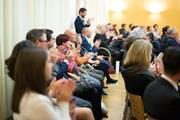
[13,92,70,120]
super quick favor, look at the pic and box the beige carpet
[102,73,126,120]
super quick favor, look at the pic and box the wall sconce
[147,2,165,14]
[109,1,127,13]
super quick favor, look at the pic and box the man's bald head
[64,29,76,41]
[167,27,178,40]
[81,27,92,38]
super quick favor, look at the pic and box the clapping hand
[97,55,104,60]
[87,18,94,25]
[48,78,76,102]
[149,53,164,76]
[55,79,76,102]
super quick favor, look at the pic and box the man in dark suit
[81,27,118,84]
[143,47,180,120]
[81,27,93,52]
[74,8,91,34]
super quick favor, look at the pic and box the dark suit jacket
[121,65,155,97]
[98,34,111,48]
[81,35,92,52]
[143,77,180,120]
[119,28,129,38]
[52,61,69,79]
[165,37,180,49]
[74,16,90,34]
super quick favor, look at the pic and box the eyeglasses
[39,39,49,43]
[51,38,55,41]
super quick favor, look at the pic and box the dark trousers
[95,60,112,80]
[75,88,102,120]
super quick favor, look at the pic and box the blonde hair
[95,24,106,34]
[124,39,153,69]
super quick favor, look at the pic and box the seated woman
[121,39,156,97]
[56,34,103,120]
[55,34,102,91]
[5,40,95,120]
[11,47,75,120]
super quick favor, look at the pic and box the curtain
[0,0,6,119]
[80,0,109,44]
[84,0,109,30]
[0,0,76,119]
[76,0,85,14]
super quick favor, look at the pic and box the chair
[123,94,132,120]
[6,115,13,120]
[128,92,145,120]
[98,47,112,62]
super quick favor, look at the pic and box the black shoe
[106,79,118,84]
[102,114,108,118]
[102,90,108,95]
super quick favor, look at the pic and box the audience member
[12,48,75,120]
[26,29,48,49]
[64,29,77,45]
[5,40,36,80]
[122,40,156,97]
[81,27,118,84]
[74,8,92,34]
[161,25,170,41]
[124,27,147,57]
[56,34,104,120]
[119,23,129,38]
[113,24,118,35]
[146,26,155,41]
[94,25,111,48]
[160,25,170,52]
[5,40,95,120]
[153,24,161,39]
[164,27,180,49]
[143,47,180,120]
[43,29,55,48]
[128,23,134,32]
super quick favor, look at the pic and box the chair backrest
[128,92,145,120]
[98,47,112,61]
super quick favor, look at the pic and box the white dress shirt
[13,92,70,120]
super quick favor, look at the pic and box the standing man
[74,8,91,34]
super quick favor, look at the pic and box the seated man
[81,27,117,84]
[164,27,180,49]
[143,47,180,120]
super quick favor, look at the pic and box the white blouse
[13,92,70,120]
